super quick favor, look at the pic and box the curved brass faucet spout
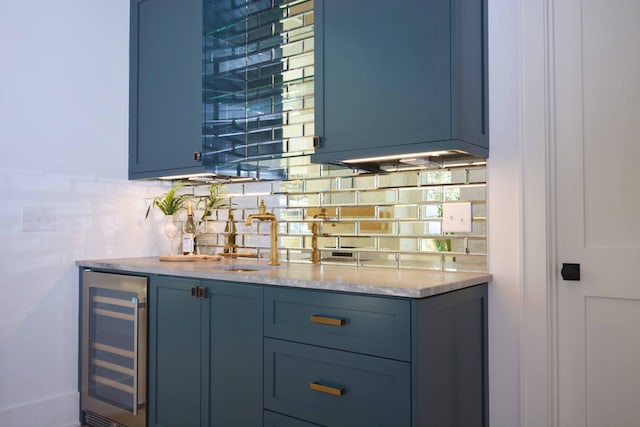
[245,200,279,266]
[309,208,336,263]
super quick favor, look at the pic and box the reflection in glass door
[203,0,316,179]
[88,286,138,411]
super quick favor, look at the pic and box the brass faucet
[309,208,335,263]
[245,200,279,266]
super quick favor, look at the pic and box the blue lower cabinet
[412,284,489,427]
[209,281,263,426]
[148,276,487,427]
[264,284,489,427]
[264,287,411,361]
[148,276,262,427]
[148,276,206,427]
[264,338,411,427]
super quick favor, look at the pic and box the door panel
[209,281,263,427]
[554,0,640,425]
[148,276,207,427]
[129,0,203,177]
[314,0,451,156]
[585,297,640,426]
[580,0,640,249]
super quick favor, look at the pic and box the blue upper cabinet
[129,0,204,179]
[130,0,487,179]
[311,0,489,166]
[129,0,316,180]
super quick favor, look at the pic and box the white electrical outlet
[21,207,56,231]
[441,202,472,233]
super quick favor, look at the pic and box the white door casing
[552,0,640,426]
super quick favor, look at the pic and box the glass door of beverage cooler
[81,270,147,427]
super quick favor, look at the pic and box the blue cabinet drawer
[264,287,411,361]
[264,410,323,427]
[264,338,411,427]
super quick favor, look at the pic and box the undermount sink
[212,264,277,273]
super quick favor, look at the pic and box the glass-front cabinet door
[203,0,316,179]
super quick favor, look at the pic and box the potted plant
[194,182,230,255]
[145,182,191,218]
[146,183,192,255]
[198,182,230,221]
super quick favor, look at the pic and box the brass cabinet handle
[309,314,346,327]
[191,286,208,299]
[198,287,208,299]
[309,381,345,397]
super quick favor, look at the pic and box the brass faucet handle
[258,199,267,214]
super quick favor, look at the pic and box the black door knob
[561,263,580,281]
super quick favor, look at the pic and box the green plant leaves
[145,183,191,218]
[145,182,230,220]
[198,182,230,220]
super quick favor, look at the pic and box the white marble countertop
[76,257,491,298]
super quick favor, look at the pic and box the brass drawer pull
[192,286,208,299]
[309,381,345,397]
[309,314,346,327]
[198,286,208,299]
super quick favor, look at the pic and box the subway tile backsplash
[190,164,487,272]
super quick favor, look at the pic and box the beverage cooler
[80,270,147,427]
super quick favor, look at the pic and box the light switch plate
[21,206,56,231]
[441,202,472,233]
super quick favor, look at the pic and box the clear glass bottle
[224,209,237,254]
[182,205,196,255]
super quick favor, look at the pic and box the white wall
[487,0,525,426]
[0,1,166,426]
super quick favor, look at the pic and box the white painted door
[553,0,640,425]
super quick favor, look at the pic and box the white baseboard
[0,391,79,427]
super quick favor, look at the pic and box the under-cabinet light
[342,150,454,164]
[445,161,487,168]
[158,173,217,180]
[228,177,258,182]
[380,165,433,172]
[157,173,261,182]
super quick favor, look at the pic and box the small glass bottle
[182,205,196,255]
[224,209,237,254]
